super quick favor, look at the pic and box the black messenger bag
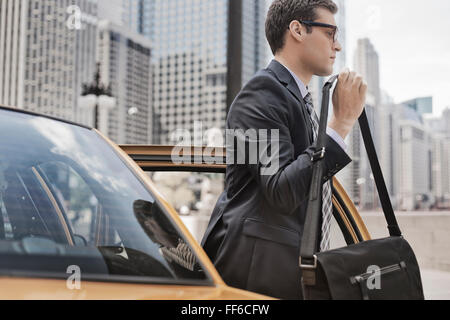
[299,75,425,300]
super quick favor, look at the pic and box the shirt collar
[277,62,309,99]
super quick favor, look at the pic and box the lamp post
[79,62,116,130]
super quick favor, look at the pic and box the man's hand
[329,68,367,140]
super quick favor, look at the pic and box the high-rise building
[402,97,433,116]
[0,0,98,122]
[98,0,154,36]
[429,134,450,208]
[444,108,450,138]
[353,38,381,105]
[377,103,402,208]
[397,104,433,210]
[97,0,124,26]
[425,107,450,208]
[95,20,153,144]
[151,0,268,144]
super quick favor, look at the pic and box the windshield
[0,108,210,285]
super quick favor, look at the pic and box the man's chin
[316,69,333,77]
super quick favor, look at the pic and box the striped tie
[304,93,333,252]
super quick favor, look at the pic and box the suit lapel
[267,60,314,143]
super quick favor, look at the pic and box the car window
[149,171,224,242]
[0,109,211,285]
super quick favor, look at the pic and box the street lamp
[79,62,116,130]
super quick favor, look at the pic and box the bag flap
[315,237,424,300]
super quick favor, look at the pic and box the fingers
[352,74,363,88]
[339,68,366,92]
[339,68,350,82]
[360,80,368,96]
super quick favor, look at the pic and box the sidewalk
[422,269,450,300]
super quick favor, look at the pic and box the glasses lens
[334,28,339,42]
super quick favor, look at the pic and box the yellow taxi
[0,105,370,299]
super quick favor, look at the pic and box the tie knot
[304,92,313,104]
[304,93,314,114]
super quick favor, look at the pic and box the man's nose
[334,40,342,52]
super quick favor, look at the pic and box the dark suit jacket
[201,60,352,300]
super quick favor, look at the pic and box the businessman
[201,0,367,299]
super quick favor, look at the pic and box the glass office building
[151,0,268,144]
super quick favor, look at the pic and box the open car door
[120,145,371,247]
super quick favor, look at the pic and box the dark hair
[265,0,338,55]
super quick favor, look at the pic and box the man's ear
[289,20,303,40]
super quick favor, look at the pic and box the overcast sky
[346,0,450,117]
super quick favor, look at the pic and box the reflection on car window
[0,109,209,284]
[38,162,100,245]
[149,172,224,243]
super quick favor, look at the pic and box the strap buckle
[311,148,326,162]
[299,255,318,269]
[300,255,318,286]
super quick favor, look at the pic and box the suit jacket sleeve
[227,74,352,216]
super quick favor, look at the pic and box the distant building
[98,0,153,38]
[94,20,153,144]
[151,0,268,144]
[397,104,433,210]
[353,38,381,105]
[402,97,433,116]
[425,108,450,208]
[444,108,450,138]
[0,0,97,122]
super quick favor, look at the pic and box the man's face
[299,8,341,76]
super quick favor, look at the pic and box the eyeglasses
[292,20,339,43]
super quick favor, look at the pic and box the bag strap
[358,110,402,237]
[300,75,402,268]
[299,76,337,265]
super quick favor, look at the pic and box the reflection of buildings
[91,20,152,144]
[0,0,97,122]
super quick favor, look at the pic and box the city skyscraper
[402,97,433,116]
[0,0,98,122]
[397,104,433,210]
[151,0,268,144]
[353,38,381,106]
[98,0,153,37]
[93,20,153,144]
[425,107,450,208]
